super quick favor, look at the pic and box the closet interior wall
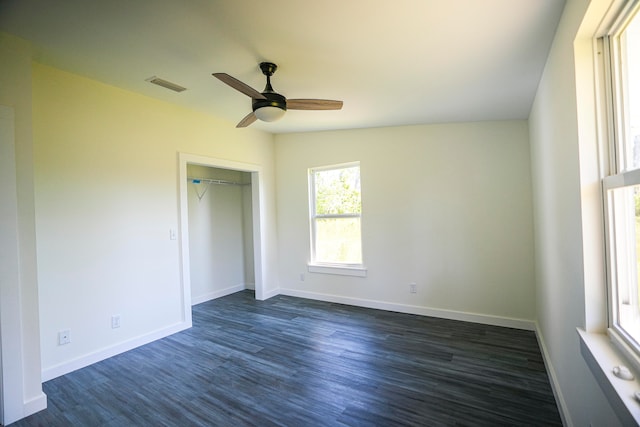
[186,164,254,305]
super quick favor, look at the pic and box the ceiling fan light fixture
[254,105,286,122]
[252,91,287,122]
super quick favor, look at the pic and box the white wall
[242,182,255,288]
[528,0,620,424]
[187,165,252,303]
[275,121,536,327]
[0,33,46,425]
[31,63,277,380]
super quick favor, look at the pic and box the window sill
[578,328,640,425]
[307,264,367,277]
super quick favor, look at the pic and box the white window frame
[601,0,640,361]
[308,162,366,277]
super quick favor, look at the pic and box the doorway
[177,153,265,322]
[186,164,253,303]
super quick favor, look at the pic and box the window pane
[609,184,640,344]
[314,166,361,215]
[314,217,362,264]
[622,12,640,170]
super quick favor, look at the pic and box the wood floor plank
[11,290,562,426]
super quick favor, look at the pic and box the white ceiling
[0,0,565,134]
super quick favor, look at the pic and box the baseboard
[535,322,572,427]
[41,320,191,382]
[278,288,535,331]
[260,287,281,300]
[22,391,48,419]
[191,283,246,305]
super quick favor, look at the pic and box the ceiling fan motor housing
[252,91,287,112]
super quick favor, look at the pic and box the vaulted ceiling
[0,0,565,133]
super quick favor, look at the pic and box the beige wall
[31,63,276,378]
[275,121,536,325]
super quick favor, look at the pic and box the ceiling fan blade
[212,73,267,100]
[287,99,343,110]
[236,112,258,128]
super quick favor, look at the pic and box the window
[602,4,640,354]
[308,162,364,275]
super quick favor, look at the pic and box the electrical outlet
[409,282,417,293]
[169,229,177,240]
[300,273,305,281]
[58,329,71,345]
[111,314,121,329]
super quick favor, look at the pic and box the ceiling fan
[213,62,343,128]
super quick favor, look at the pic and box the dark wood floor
[11,290,561,426]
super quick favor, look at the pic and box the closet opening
[177,153,265,323]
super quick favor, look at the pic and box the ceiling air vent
[146,76,187,93]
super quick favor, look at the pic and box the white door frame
[177,153,266,316]
[0,104,22,425]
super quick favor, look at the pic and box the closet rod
[187,176,249,186]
